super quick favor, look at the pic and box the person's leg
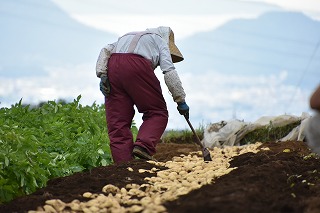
[120,55,169,156]
[105,55,135,163]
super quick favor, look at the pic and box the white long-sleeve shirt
[116,33,175,72]
[96,29,186,103]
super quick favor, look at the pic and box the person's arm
[156,37,186,103]
[155,36,189,117]
[163,70,186,103]
[96,43,116,97]
[96,43,116,78]
[310,85,320,111]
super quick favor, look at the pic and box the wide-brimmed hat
[146,26,184,63]
[168,30,184,63]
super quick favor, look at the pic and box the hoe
[184,115,212,161]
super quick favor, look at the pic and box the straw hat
[168,30,184,63]
[146,26,184,63]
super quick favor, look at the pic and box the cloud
[55,0,284,40]
[53,0,281,15]
[71,14,258,40]
[53,0,320,41]
[160,69,312,129]
[0,65,312,129]
[242,0,320,20]
[0,63,103,107]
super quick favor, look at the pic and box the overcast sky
[52,0,320,39]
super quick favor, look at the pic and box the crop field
[1,98,320,213]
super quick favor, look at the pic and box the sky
[2,0,320,129]
[52,0,320,39]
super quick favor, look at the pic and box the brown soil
[1,141,320,213]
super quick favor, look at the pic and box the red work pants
[105,53,168,163]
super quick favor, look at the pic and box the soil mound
[1,141,319,213]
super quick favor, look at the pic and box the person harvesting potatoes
[96,26,189,163]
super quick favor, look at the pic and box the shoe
[133,146,153,160]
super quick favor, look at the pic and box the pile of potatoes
[29,143,266,213]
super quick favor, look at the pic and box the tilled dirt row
[1,141,320,213]
[165,141,320,213]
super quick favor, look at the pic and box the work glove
[177,102,189,119]
[100,75,111,97]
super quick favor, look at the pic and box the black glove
[100,75,111,97]
[177,102,189,119]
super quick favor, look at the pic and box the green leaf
[4,157,9,167]
[101,159,108,166]
[54,105,58,113]
[20,176,25,187]
[97,149,104,155]
[32,177,38,188]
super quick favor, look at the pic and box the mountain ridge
[177,11,320,90]
[0,0,117,77]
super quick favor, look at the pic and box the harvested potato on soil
[27,143,262,213]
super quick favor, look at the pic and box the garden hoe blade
[184,115,212,161]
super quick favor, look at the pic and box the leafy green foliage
[131,120,139,141]
[162,124,204,144]
[239,121,301,145]
[0,96,113,203]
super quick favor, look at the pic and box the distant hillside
[0,0,117,77]
[1,3,319,91]
[179,11,320,90]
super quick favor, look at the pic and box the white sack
[202,113,310,148]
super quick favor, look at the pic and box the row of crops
[0,96,137,203]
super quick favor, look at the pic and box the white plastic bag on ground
[280,116,310,141]
[254,114,300,128]
[202,120,249,148]
[202,113,310,148]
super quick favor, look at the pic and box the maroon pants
[105,53,168,163]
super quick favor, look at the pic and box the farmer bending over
[96,26,189,163]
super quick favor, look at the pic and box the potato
[89,206,100,212]
[83,192,93,198]
[129,205,144,212]
[68,202,81,211]
[43,205,57,213]
[45,199,66,211]
[102,184,120,194]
